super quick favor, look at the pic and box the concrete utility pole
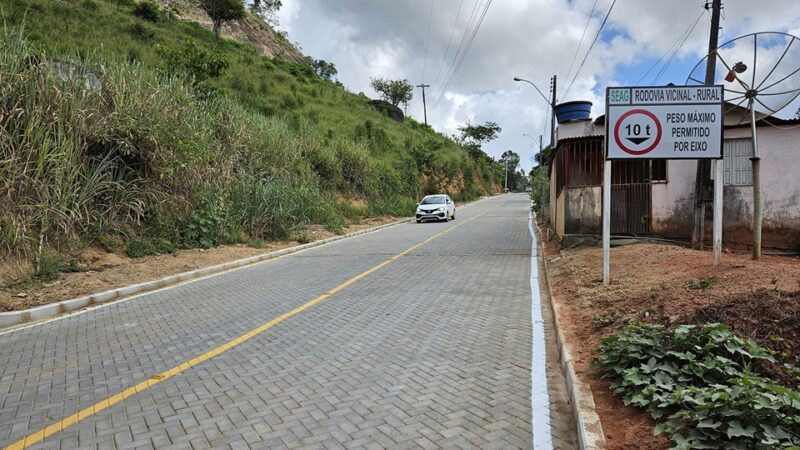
[692,0,722,250]
[417,84,430,125]
[504,160,509,192]
[550,75,557,147]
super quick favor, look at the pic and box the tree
[370,78,413,106]
[500,150,521,190]
[457,121,502,160]
[199,0,245,38]
[307,58,337,81]
[534,145,552,166]
[250,0,281,24]
[458,121,501,145]
[529,165,549,211]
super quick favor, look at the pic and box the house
[546,101,800,251]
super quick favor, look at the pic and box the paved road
[0,194,574,449]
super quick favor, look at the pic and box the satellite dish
[686,32,800,123]
[686,31,800,260]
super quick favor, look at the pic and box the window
[610,160,667,184]
[651,160,667,182]
[723,138,753,186]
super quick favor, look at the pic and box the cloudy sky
[276,1,800,171]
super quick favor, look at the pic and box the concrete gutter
[0,196,491,332]
[533,217,607,449]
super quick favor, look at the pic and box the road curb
[0,219,412,331]
[0,196,492,332]
[534,219,607,449]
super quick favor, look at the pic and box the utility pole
[691,0,722,250]
[550,75,557,147]
[417,84,430,125]
[539,134,543,153]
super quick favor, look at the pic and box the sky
[275,0,800,172]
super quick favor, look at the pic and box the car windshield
[420,196,446,205]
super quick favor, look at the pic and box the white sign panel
[605,86,724,159]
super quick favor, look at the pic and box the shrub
[129,23,156,42]
[367,194,416,217]
[35,249,63,281]
[155,39,229,84]
[686,278,713,289]
[133,1,161,22]
[596,323,800,448]
[127,236,176,258]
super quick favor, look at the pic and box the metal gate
[611,184,651,234]
[609,160,660,234]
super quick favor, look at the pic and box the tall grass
[0,29,343,262]
[0,0,502,275]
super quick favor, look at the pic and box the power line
[431,0,465,91]
[651,8,707,84]
[562,0,617,100]
[421,0,435,82]
[433,0,484,104]
[634,8,707,85]
[435,0,493,106]
[564,0,599,84]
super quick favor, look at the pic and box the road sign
[605,86,724,159]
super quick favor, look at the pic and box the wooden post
[713,159,723,265]
[603,160,611,285]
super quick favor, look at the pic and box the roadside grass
[0,0,503,284]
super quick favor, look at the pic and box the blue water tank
[554,100,592,123]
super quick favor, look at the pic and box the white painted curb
[0,196,491,331]
[533,213,607,449]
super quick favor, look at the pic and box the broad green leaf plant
[596,323,800,449]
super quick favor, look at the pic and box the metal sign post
[603,86,725,284]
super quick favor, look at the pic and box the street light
[514,76,556,147]
[513,77,552,106]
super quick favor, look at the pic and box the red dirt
[540,227,800,450]
[0,216,399,312]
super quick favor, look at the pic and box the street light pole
[514,76,556,146]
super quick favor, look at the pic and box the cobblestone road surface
[0,194,575,449]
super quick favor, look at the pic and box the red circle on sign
[613,109,663,155]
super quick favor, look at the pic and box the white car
[415,194,456,223]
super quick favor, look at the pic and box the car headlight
[433,207,443,212]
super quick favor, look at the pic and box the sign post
[604,86,724,284]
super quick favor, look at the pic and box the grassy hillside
[0,0,502,280]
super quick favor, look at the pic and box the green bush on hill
[0,0,503,276]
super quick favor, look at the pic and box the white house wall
[722,126,800,250]
[652,126,800,249]
[652,160,697,238]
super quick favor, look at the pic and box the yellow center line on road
[6,198,509,450]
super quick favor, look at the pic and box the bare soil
[540,227,800,450]
[0,216,399,312]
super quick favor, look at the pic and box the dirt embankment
[541,230,800,450]
[154,0,307,64]
[1,217,398,312]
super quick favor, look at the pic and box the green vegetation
[0,0,502,279]
[596,323,800,449]
[686,277,714,290]
[199,0,245,38]
[369,77,414,106]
